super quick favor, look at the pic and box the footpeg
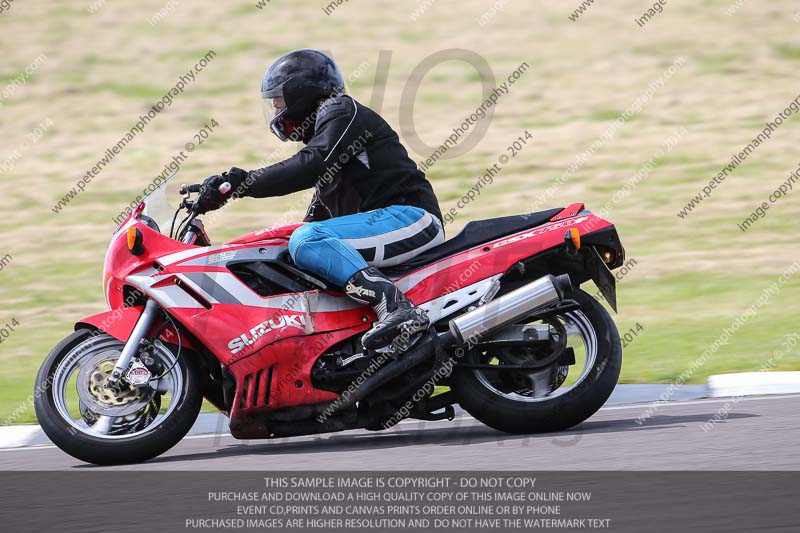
[363,307,429,351]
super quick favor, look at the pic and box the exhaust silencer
[448,274,572,346]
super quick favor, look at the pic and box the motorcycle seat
[385,208,563,275]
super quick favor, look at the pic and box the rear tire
[451,288,621,434]
[34,329,203,465]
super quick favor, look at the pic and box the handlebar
[180,183,202,195]
[170,181,231,243]
[179,182,231,196]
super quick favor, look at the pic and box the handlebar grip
[180,183,202,195]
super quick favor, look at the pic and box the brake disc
[76,351,155,417]
[488,318,570,396]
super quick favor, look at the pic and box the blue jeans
[288,205,444,287]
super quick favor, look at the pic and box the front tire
[451,288,621,434]
[34,329,203,465]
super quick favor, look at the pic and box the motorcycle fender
[75,306,195,348]
[588,247,618,313]
[75,307,143,341]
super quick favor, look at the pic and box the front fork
[106,299,161,391]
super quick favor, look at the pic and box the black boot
[344,267,429,352]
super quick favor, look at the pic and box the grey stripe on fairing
[182,246,283,267]
[129,267,160,278]
[183,271,313,311]
[180,272,241,305]
[312,292,364,312]
[202,271,269,306]
[206,272,309,312]
[125,272,205,309]
[152,285,208,309]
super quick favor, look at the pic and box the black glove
[194,174,228,214]
[194,168,248,214]
[222,167,248,198]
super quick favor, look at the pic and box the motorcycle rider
[197,49,444,352]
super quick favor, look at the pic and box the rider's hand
[222,167,248,198]
[194,168,248,214]
[194,175,228,214]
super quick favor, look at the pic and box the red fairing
[104,220,195,309]
[76,307,143,340]
[550,202,585,221]
[96,202,618,426]
[75,306,193,348]
[227,223,304,245]
[402,212,612,303]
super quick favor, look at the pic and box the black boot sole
[362,310,429,352]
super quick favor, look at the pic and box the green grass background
[1,0,799,423]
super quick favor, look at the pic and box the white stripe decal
[377,220,444,268]
[323,96,358,163]
[160,245,228,266]
[343,211,433,250]
[393,249,483,292]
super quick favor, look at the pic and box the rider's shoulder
[316,95,357,123]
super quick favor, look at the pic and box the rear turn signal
[127,226,144,256]
[564,227,581,253]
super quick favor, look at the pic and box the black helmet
[261,49,345,141]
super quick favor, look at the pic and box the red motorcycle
[34,179,625,465]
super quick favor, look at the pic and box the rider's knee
[288,222,324,264]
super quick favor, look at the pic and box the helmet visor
[262,96,287,125]
[262,98,294,142]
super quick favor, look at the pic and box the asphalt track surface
[1,394,798,471]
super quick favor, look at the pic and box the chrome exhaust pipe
[448,274,572,346]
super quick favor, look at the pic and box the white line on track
[3,394,798,452]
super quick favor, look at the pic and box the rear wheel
[450,288,621,433]
[34,329,203,465]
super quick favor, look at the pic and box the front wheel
[34,329,203,465]
[450,287,621,434]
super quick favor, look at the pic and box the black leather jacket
[241,95,442,224]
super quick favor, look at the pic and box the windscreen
[140,173,180,235]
